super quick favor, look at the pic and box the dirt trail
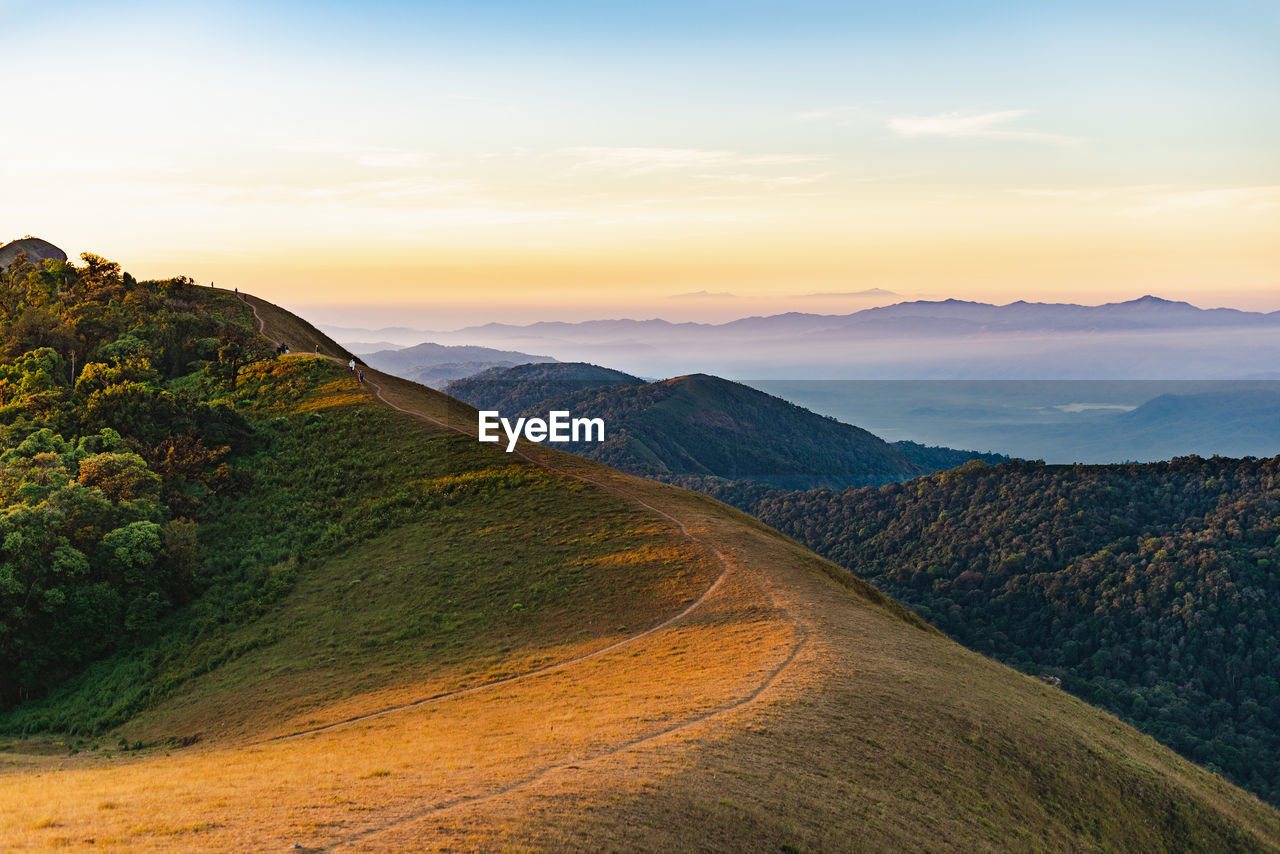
[239,293,809,848]
[4,292,1276,853]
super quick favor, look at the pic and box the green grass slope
[0,293,1277,851]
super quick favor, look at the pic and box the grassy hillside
[0,290,1277,851]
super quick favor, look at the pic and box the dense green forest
[0,250,268,710]
[706,457,1280,805]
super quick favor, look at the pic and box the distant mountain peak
[1126,294,1183,306]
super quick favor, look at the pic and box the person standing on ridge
[348,358,356,372]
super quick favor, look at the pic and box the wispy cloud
[888,110,1076,144]
[715,172,831,187]
[275,142,434,169]
[789,105,868,125]
[1009,187,1143,202]
[668,290,737,299]
[1010,184,1280,216]
[1122,186,1280,217]
[794,288,900,299]
[563,147,821,176]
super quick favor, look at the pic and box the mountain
[448,364,931,489]
[711,455,1280,806]
[744,379,1280,465]
[1,270,1277,849]
[445,361,645,413]
[840,294,1280,332]
[342,340,406,352]
[328,294,1280,356]
[438,296,1280,343]
[1122,388,1280,435]
[359,341,557,388]
[951,387,1280,463]
[382,296,1280,381]
[0,236,67,269]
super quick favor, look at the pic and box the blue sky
[2,0,1276,324]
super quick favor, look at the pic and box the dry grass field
[0,295,1277,851]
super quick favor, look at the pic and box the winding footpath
[239,292,808,849]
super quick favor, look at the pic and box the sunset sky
[2,0,1276,327]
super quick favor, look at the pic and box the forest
[706,457,1280,805]
[0,251,262,709]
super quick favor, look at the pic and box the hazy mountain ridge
[359,341,557,388]
[332,296,1280,380]
[958,387,1280,462]
[333,295,1280,346]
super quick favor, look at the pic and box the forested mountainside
[447,363,1004,489]
[0,252,266,710]
[445,361,643,413]
[707,456,1280,805]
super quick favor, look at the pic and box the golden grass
[0,567,795,851]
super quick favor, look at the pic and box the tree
[213,326,276,390]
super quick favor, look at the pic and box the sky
[2,0,1277,328]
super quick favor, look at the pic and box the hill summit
[447,362,1004,488]
[0,236,67,269]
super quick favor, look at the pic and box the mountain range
[358,341,556,388]
[973,387,1280,462]
[334,295,1280,343]
[328,296,1280,380]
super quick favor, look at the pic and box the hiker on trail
[348,359,356,372]
[358,369,364,384]
[315,344,319,354]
